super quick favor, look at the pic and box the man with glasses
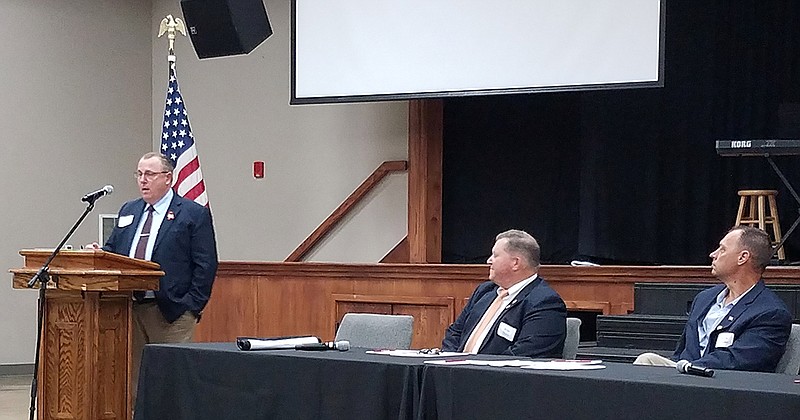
[89,151,218,401]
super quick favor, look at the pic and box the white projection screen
[292,0,665,104]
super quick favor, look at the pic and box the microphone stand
[26,199,97,420]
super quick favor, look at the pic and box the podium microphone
[81,185,114,203]
[676,360,715,377]
[295,340,351,351]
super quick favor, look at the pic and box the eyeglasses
[134,170,170,180]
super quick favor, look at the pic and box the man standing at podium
[90,152,218,397]
[442,229,567,357]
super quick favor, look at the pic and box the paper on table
[520,361,606,370]
[548,359,603,364]
[237,336,320,351]
[366,349,468,358]
[424,359,474,365]
[424,359,607,370]
[424,359,531,366]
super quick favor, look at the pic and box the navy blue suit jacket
[104,194,219,323]
[442,277,567,357]
[671,280,792,372]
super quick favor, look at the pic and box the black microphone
[81,185,114,203]
[295,340,351,351]
[676,360,715,377]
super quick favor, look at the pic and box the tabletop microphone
[676,360,715,377]
[81,185,114,203]
[295,340,351,352]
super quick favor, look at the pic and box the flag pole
[156,14,210,207]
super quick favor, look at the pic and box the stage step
[635,282,800,321]
[634,283,706,316]
[596,314,686,351]
[576,342,673,364]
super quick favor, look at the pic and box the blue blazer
[672,280,792,372]
[104,195,219,323]
[442,277,567,357]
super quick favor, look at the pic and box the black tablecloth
[134,343,800,420]
[419,362,800,420]
[134,342,426,420]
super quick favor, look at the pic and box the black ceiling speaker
[180,0,272,59]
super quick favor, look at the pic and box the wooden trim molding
[217,261,487,278]
[380,237,409,263]
[564,300,612,315]
[217,262,800,283]
[332,293,455,306]
[285,160,408,262]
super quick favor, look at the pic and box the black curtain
[442,0,800,265]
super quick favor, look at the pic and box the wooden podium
[11,249,162,420]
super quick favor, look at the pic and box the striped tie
[134,206,154,260]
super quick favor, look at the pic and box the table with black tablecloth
[134,342,800,420]
[133,342,425,420]
[418,361,800,420]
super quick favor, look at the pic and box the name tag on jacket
[497,322,517,341]
[118,215,134,227]
[715,332,735,348]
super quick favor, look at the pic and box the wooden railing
[285,160,409,262]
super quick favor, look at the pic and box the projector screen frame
[290,0,666,105]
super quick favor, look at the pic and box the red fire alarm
[253,161,265,179]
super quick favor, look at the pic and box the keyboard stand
[766,156,800,258]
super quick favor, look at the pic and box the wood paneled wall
[195,263,800,349]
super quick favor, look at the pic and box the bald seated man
[635,226,792,372]
[442,229,567,357]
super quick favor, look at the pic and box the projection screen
[292,0,665,104]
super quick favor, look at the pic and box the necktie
[134,206,155,260]
[463,288,509,353]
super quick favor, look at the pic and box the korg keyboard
[716,139,800,156]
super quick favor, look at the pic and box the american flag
[160,61,209,207]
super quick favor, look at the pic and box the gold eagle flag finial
[158,14,187,57]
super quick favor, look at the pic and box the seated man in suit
[442,229,567,357]
[635,226,792,372]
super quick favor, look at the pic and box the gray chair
[775,324,800,375]
[562,317,582,359]
[334,313,414,349]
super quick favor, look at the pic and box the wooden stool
[735,190,785,260]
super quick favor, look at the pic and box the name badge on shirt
[497,322,517,341]
[715,332,735,348]
[118,215,134,228]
